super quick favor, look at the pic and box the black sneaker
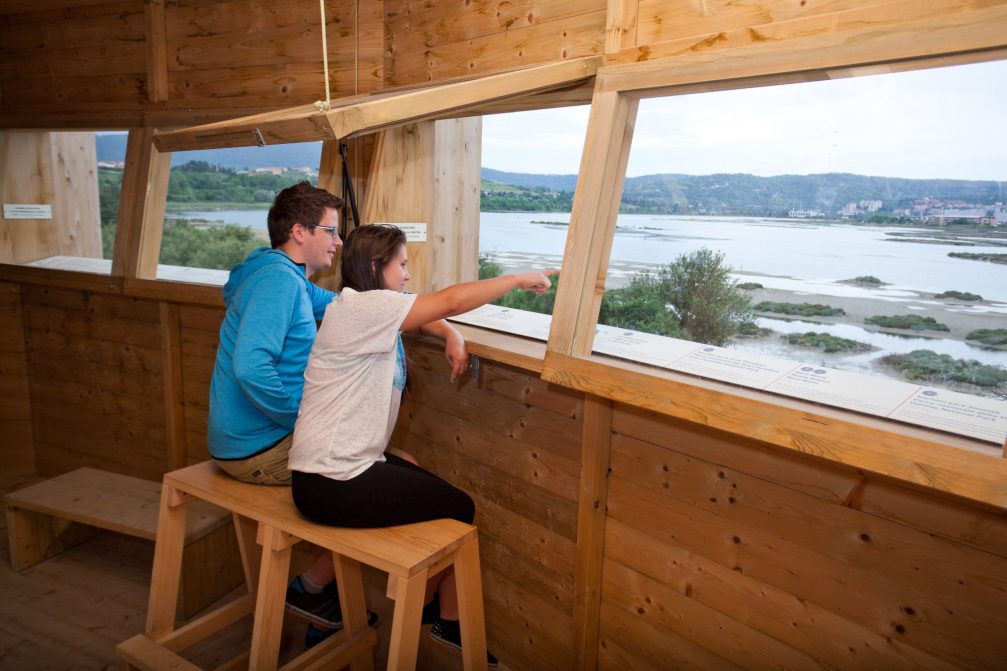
[429,618,498,667]
[285,577,343,628]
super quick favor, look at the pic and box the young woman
[288,224,555,665]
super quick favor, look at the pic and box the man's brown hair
[267,181,343,248]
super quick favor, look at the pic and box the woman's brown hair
[340,224,407,292]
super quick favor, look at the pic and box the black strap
[339,141,360,238]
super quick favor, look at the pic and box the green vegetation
[948,252,1007,265]
[786,332,871,353]
[845,275,883,285]
[481,247,754,346]
[935,290,982,301]
[737,282,763,290]
[479,179,573,212]
[158,220,262,270]
[965,328,1007,347]
[167,161,306,203]
[99,162,304,269]
[754,302,846,317]
[865,314,950,332]
[881,350,1007,392]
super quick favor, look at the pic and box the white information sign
[3,203,52,219]
[448,304,1007,444]
[377,222,427,242]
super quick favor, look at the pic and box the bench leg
[454,537,488,671]
[387,568,429,671]
[332,553,375,671]
[249,524,293,671]
[233,512,262,592]
[146,484,189,639]
[5,506,98,571]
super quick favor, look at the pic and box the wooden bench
[4,467,244,619]
[117,460,489,671]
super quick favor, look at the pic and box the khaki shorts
[213,433,293,485]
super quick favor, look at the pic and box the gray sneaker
[429,618,499,667]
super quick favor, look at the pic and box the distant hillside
[96,134,322,169]
[97,135,1004,215]
[483,169,1005,216]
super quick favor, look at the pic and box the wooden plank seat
[117,460,489,671]
[4,467,242,619]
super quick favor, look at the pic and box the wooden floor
[0,470,497,670]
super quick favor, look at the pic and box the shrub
[864,314,950,332]
[786,332,871,353]
[737,282,763,290]
[935,290,982,301]
[965,328,1007,346]
[881,350,1007,389]
[754,302,846,317]
[847,275,882,285]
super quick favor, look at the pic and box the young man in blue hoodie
[208,181,467,643]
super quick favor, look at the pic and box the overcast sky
[481,59,1007,181]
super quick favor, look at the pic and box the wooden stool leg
[249,525,294,671]
[333,553,375,671]
[233,512,261,592]
[146,484,189,639]
[387,568,429,671]
[454,537,488,671]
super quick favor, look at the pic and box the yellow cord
[314,0,331,111]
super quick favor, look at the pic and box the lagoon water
[177,208,1007,372]
[179,209,1005,298]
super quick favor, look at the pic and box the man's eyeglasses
[312,224,340,239]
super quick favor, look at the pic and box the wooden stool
[116,460,489,671]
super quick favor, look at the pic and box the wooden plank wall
[0,282,34,474]
[178,304,223,465]
[21,286,169,480]
[384,0,607,86]
[0,0,385,128]
[600,405,1007,670]
[390,342,585,670]
[383,340,1007,669]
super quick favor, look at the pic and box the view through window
[155,142,323,283]
[460,60,1007,444]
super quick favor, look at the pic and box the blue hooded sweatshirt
[208,247,336,459]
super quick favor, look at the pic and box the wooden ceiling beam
[150,57,601,152]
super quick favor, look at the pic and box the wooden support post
[547,87,638,358]
[248,525,293,671]
[233,512,262,591]
[111,128,171,280]
[454,538,489,671]
[333,553,375,671]
[160,302,187,470]
[386,568,429,671]
[146,483,188,639]
[145,0,168,103]
[573,394,614,670]
[604,0,639,57]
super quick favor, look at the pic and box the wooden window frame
[539,46,1007,509]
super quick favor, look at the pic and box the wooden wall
[0,131,101,265]
[0,0,385,128]
[390,340,1007,671]
[390,343,584,670]
[0,283,34,474]
[383,0,606,86]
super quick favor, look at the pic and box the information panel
[449,305,1007,444]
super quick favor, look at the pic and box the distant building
[859,199,882,212]
[252,167,284,175]
[788,208,826,218]
[97,160,124,169]
[926,208,986,224]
